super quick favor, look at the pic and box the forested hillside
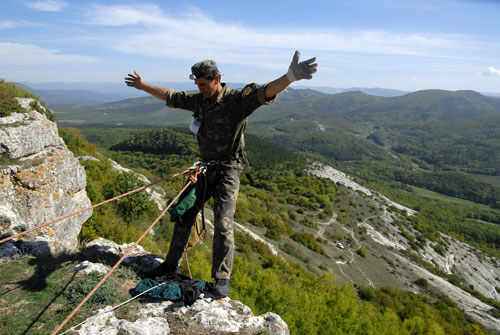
[254,89,500,124]
[245,89,500,209]
[64,126,499,334]
[79,126,500,257]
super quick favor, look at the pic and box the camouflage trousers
[165,161,241,280]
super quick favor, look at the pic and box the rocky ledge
[73,296,288,335]
[72,238,289,335]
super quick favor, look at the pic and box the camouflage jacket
[165,83,275,161]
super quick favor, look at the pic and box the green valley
[68,126,497,334]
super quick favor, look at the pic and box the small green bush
[415,278,429,289]
[265,227,282,241]
[0,97,25,117]
[299,216,317,228]
[291,232,328,256]
[356,247,367,257]
[64,271,118,306]
[105,172,155,223]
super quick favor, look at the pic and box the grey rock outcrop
[74,298,289,335]
[73,238,290,335]
[421,235,500,301]
[0,98,91,255]
[83,237,163,272]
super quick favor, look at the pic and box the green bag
[167,183,198,222]
[134,277,209,305]
[135,278,182,300]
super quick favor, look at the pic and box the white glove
[286,50,318,82]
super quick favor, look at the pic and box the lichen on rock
[0,98,91,256]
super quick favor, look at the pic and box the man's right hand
[124,70,144,90]
[123,70,169,101]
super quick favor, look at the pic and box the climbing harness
[203,152,254,185]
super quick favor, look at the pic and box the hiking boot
[214,278,230,297]
[142,262,179,279]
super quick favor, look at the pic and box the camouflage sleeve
[165,90,198,111]
[241,83,276,117]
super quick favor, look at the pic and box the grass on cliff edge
[0,254,141,335]
[0,80,54,120]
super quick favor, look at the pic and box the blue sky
[1,0,499,92]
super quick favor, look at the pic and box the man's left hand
[286,51,317,82]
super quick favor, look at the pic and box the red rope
[0,169,189,245]
[51,169,201,335]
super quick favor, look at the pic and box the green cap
[190,60,222,80]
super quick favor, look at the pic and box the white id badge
[190,118,200,135]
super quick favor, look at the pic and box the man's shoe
[214,278,230,297]
[142,262,179,279]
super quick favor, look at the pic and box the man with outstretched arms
[125,51,317,297]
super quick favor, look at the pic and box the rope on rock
[0,169,190,246]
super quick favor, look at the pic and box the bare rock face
[0,98,91,255]
[421,235,500,301]
[73,297,289,335]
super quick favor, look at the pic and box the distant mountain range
[19,81,245,106]
[256,89,500,124]
[17,84,127,106]
[294,86,410,97]
[19,81,500,108]
[51,87,500,127]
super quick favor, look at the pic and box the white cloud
[0,42,100,66]
[481,66,500,77]
[82,4,476,69]
[0,20,45,29]
[85,4,167,26]
[25,0,68,12]
[0,21,16,29]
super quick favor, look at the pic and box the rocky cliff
[0,98,91,255]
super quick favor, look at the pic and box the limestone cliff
[0,98,91,255]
